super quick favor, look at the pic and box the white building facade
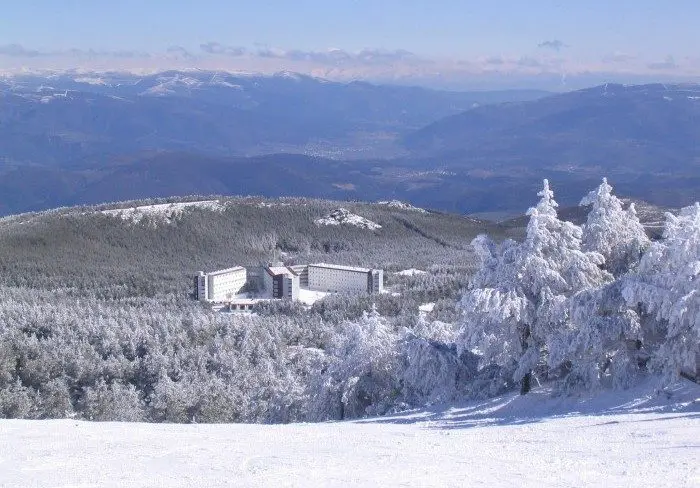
[307,263,383,295]
[195,266,247,302]
[263,265,300,301]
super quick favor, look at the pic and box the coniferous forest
[0,186,697,422]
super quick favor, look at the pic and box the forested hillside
[0,189,696,423]
[0,197,499,421]
[405,83,700,174]
[0,197,504,296]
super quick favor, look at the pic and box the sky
[1,1,699,90]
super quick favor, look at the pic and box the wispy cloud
[602,51,636,64]
[0,42,697,90]
[166,46,193,59]
[199,42,246,56]
[0,44,43,57]
[483,56,505,66]
[517,56,544,68]
[0,44,150,59]
[537,40,568,51]
[647,55,677,70]
[251,46,415,65]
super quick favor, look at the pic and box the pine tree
[562,280,642,391]
[623,203,700,383]
[552,178,652,391]
[460,180,612,394]
[310,306,402,419]
[580,178,650,276]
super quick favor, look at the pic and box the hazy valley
[2,72,699,217]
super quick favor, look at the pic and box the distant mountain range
[0,71,547,164]
[404,83,700,174]
[0,72,698,216]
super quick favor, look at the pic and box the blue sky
[1,1,699,89]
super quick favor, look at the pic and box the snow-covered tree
[83,379,146,422]
[623,203,700,383]
[546,178,652,392]
[309,306,403,420]
[580,178,650,276]
[459,180,612,394]
[401,317,477,404]
[559,280,642,392]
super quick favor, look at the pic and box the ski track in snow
[1,382,698,487]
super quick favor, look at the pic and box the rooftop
[266,266,299,277]
[308,263,376,273]
[227,298,264,305]
[205,266,246,277]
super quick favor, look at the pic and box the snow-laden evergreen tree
[623,203,700,383]
[558,280,642,392]
[549,178,651,392]
[83,379,146,422]
[580,178,650,276]
[308,306,402,420]
[459,180,612,394]
[401,317,477,404]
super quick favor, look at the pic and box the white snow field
[1,381,698,488]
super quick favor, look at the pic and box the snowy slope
[1,381,697,488]
[100,200,225,224]
[315,208,382,230]
[377,200,428,213]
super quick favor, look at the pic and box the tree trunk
[520,372,532,395]
[520,325,532,395]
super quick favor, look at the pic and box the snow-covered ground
[297,288,330,306]
[1,381,697,487]
[315,208,381,230]
[395,268,428,277]
[255,202,292,208]
[376,200,428,213]
[74,76,108,85]
[100,200,225,224]
[209,290,330,310]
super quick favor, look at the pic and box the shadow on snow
[354,378,700,430]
